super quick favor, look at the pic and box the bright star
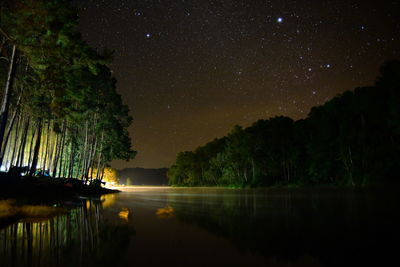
[146,33,151,38]
[277,17,283,23]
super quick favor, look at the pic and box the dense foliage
[0,0,135,181]
[168,61,400,187]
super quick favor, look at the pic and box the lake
[1,187,399,266]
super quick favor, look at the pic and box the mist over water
[1,187,399,266]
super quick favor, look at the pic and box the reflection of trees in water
[168,189,399,266]
[0,199,132,267]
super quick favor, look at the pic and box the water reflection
[155,205,174,219]
[118,208,130,222]
[1,188,399,266]
[101,194,116,208]
[162,188,400,266]
[0,198,132,267]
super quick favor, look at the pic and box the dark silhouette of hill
[117,168,168,186]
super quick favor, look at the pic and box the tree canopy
[0,0,136,182]
[168,61,400,187]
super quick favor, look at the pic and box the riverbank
[0,172,119,200]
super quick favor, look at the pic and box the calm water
[1,187,399,267]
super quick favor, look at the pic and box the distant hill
[117,168,168,186]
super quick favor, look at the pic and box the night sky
[73,0,400,169]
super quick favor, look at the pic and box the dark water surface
[1,187,399,267]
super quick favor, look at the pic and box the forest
[0,0,135,183]
[168,61,400,187]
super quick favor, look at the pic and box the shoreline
[0,172,119,201]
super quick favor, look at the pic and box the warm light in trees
[90,167,119,184]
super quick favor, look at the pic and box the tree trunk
[57,126,67,178]
[0,95,21,167]
[67,139,75,178]
[75,151,82,179]
[39,122,47,171]
[0,44,17,154]
[16,116,30,167]
[89,135,98,182]
[61,129,70,178]
[95,131,104,180]
[100,163,105,180]
[49,130,58,176]
[29,119,43,176]
[53,123,66,178]
[80,121,89,180]
[10,112,21,167]
[42,121,51,172]
[68,128,78,178]
[51,132,60,177]
[27,122,36,169]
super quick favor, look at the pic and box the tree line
[168,61,400,187]
[0,0,135,182]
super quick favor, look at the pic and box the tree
[0,0,136,180]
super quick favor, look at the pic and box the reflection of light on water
[156,205,174,219]
[101,194,116,208]
[0,199,66,221]
[0,199,17,219]
[0,199,105,267]
[119,208,130,222]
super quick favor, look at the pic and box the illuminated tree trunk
[42,121,51,172]
[61,129,70,178]
[62,144,69,178]
[57,126,66,178]
[16,116,30,167]
[95,131,104,180]
[27,122,36,169]
[10,112,21,167]
[0,44,17,156]
[49,130,58,176]
[29,119,42,176]
[68,128,78,178]
[80,121,88,180]
[86,114,99,181]
[53,123,65,177]
[39,122,47,170]
[0,95,21,168]
[67,138,74,178]
[88,135,98,181]
[51,133,60,177]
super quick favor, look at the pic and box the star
[74,0,400,169]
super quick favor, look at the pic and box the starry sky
[73,0,400,169]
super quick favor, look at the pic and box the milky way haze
[73,0,400,169]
